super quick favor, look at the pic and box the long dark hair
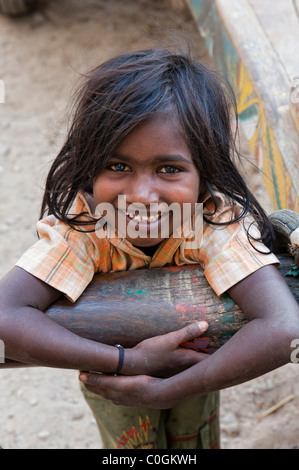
[40,48,274,248]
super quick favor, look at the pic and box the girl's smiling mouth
[113,205,173,241]
[125,210,161,223]
[119,207,165,234]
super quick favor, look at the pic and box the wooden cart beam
[185,0,299,211]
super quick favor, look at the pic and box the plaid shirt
[16,191,279,302]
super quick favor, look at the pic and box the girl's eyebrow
[109,154,193,165]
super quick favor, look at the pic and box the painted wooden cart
[185,0,299,212]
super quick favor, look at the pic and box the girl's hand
[79,373,176,409]
[123,320,209,377]
[79,322,210,409]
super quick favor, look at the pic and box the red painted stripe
[167,413,218,444]
[210,441,219,449]
[166,432,200,442]
[208,412,217,423]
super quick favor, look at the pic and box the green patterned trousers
[81,383,220,450]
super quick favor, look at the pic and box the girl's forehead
[116,113,188,152]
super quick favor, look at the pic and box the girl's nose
[127,174,159,205]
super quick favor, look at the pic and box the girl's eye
[159,165,180,174]
[109,163,130,172]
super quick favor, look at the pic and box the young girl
[0,48,298,450]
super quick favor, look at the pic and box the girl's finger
[167,321,209,346]
[79,372,128,389]
[79,372,107,387]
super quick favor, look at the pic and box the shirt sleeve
[16,215,99,302]
[199,200,280,296]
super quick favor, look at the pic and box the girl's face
[93,114,200,248]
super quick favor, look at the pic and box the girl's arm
[0,266,208,374]
[79,264,299,408]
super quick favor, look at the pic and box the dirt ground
[0,0,298,450]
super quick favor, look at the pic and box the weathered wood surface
[250,0,299,137]
[185,0,299,211]
[249,0,299,82]
[1,254,298,368]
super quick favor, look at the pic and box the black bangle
[114,344,124,375]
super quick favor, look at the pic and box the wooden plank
[249,0,299,82]
[249,0,299,134]
[1,254,298,368]
[184,0,299,212]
